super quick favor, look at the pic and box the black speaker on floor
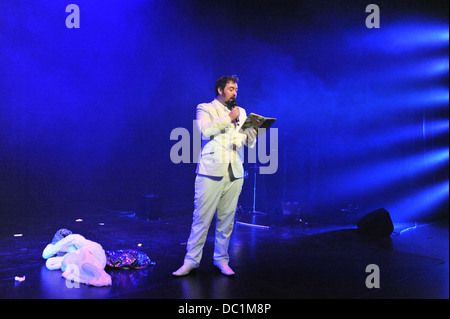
[357,208,393,238]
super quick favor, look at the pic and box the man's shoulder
[197,99,218,110]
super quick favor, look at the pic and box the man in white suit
[173,76,257,277]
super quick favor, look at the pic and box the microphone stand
[236,164,270,229]
[228,99,269,228]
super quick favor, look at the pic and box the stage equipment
[357,208,393,238]
[282,201,307,225]
[236,164,270,228]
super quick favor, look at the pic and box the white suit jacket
[195,99,256,178]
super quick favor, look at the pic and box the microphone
[226,99,239,124]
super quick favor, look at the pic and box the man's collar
[214,98,228,110]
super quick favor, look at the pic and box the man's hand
[246,127,257,138]
[245,127,257,146]
[228,107,240,121]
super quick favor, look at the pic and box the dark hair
[215,75,239,96]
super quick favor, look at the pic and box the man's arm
[196,103,233,138]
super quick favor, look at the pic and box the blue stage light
[425,119,449,136]
[349,21,449,53]
[429,57,449,74]
[349,123,428,154]
[421,148,449,167]
[384,87,450,109]
[439,29,449,42]
[386,180,449,221]
[327,148,449,198]
[415,57,450,77]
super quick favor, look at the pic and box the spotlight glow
[386,180,449,220]
[418,58,450,77]
[328,148,449,197]
[384,87,450,108]
[349,21,449,53]
[421,148,449,167]
[426,119,449,136]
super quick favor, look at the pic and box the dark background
[1,0,448,223]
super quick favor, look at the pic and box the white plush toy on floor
[42,229,112,287]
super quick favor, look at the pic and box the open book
[241,113,276,133]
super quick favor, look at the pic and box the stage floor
[0,203,448,299]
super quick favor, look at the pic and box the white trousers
[184,165,244,267]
